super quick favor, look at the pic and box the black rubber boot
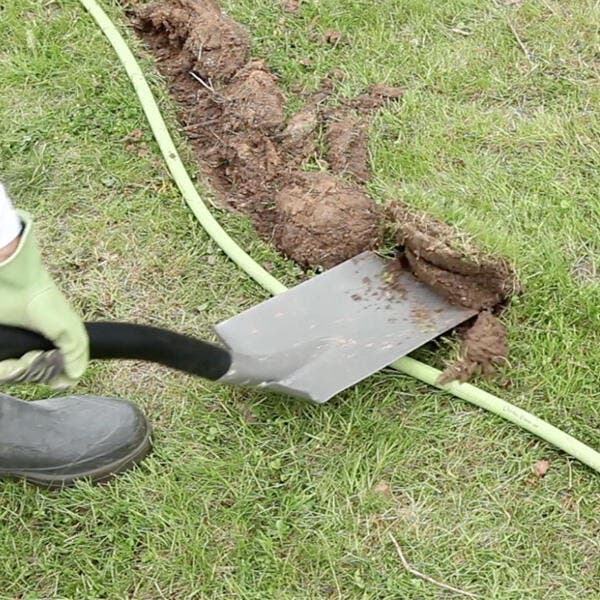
[0,392,151,488]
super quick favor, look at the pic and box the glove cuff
[0,212,42,286]
[0,191,22,249]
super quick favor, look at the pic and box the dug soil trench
[131,0,518,381]
[132,0,399,268]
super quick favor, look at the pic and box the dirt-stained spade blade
[215,252,476,403]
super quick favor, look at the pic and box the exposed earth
[388,204,517,312]
[132,0,518,382]
[133,0,398,267]
[437,312,509,385]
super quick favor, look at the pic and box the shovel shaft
[0,322,232,381]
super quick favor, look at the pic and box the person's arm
[0,184,89,387]
[0,184,22,259]
[0,236,19,262]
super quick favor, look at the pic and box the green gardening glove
[0,212,89,388]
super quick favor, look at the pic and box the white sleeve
[0,183,23,249]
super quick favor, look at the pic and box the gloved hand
[0,212,89,388]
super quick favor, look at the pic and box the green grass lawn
[1,0,599,597]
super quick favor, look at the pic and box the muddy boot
[0,392,151,488]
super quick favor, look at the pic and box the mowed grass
[0,0,599,597]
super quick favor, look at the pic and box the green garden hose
[79,0,600,474]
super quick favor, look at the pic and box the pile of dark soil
[132,0,518,382]
[133,0,402,268]
[437,312,509,385]
[274,173,380,268]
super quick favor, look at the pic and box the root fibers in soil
[437,312,509,385]
[389,204,517,312]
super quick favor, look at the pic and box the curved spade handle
[0,322,232,381]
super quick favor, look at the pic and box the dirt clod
[274,173,381,268]
[406,252,509,311]
[437,312,508,385]
[135,0,249,81]
[325,112,370,182]
[349,84,404,110]
[323,29,343,45]
[220,60,286,131]
[390,204,516,310]
[279,103,319,158]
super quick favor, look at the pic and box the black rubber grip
[0,322,232,381]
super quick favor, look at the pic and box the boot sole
[0,415,153,489]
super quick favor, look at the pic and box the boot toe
[0,393,152,487]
